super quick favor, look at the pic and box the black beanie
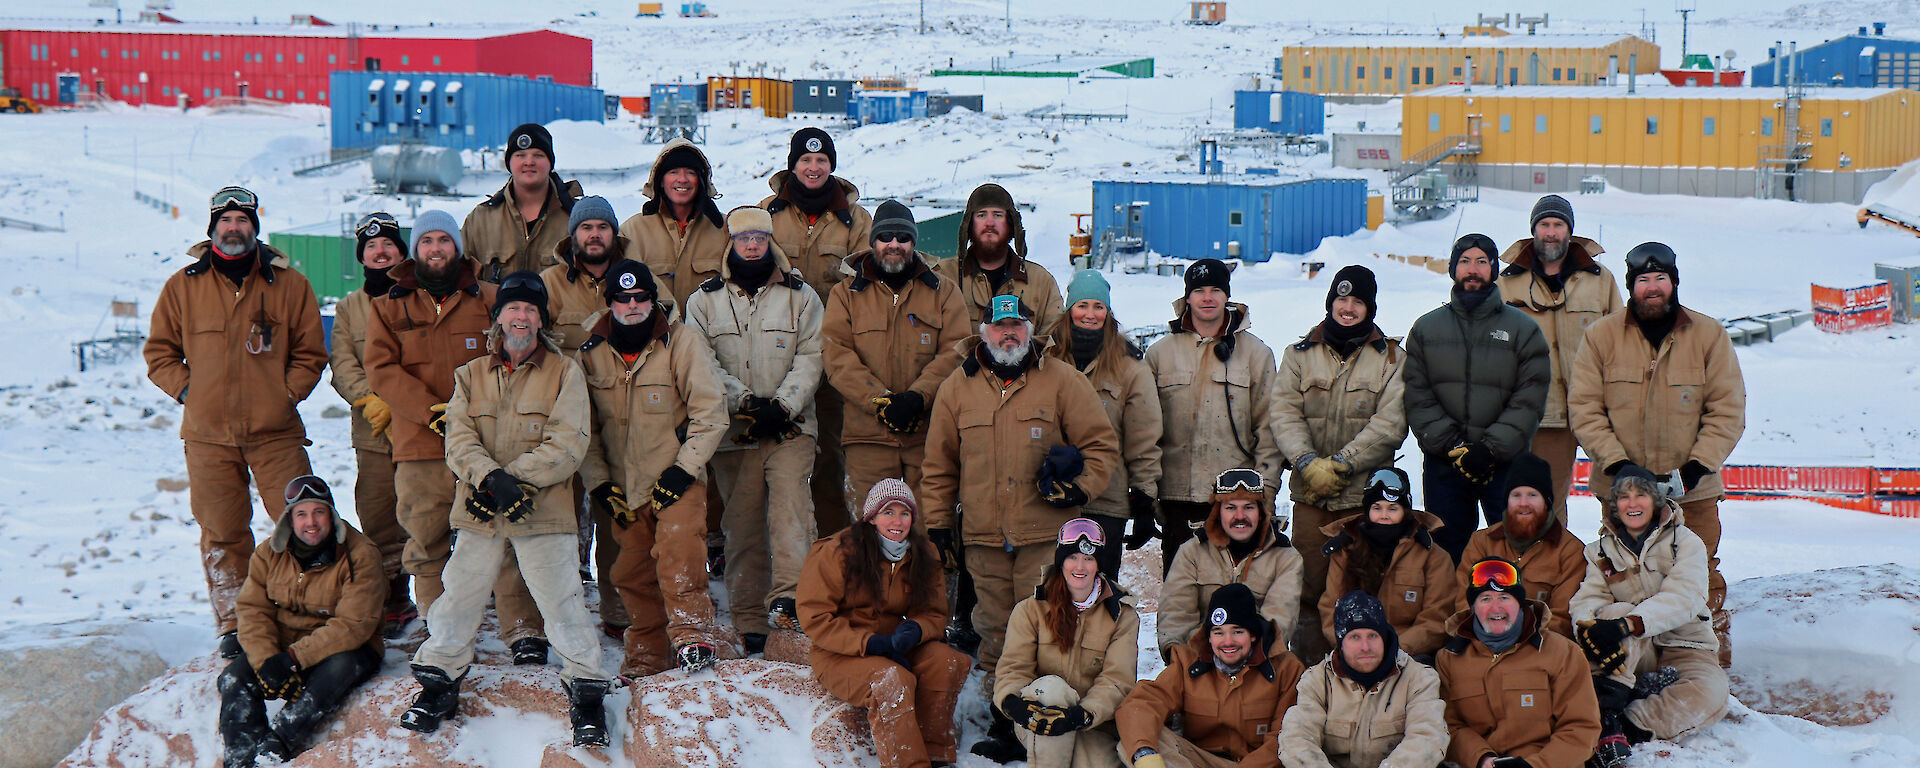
[602,259,659,303]
[1205,583,1266,643]
[1361,467,1412,510]
[1530,194,1574,234]
[1185,258,1233,297]
[788,127,837,171]
[1449,233,1499,279]
[1623,241,1680,286]
[507,123,555,164]
[493,270,551,328]
[1325,265,1377,321]
[656,145,706,180]
[354,212,407,262]
[872,199,917,244]
[207,186,261,238]
[1052,518,1113,576]
[1503,451,1556,510]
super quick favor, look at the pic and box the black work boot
[511,637,550,666]
[968,707,1027,764]
[399,664,463,733]
[1589,676,1635,768]
[567,678,613,748]
[217,664,268,768]
[218,631,244,660]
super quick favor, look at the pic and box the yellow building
[1283,29,1659,96]
[1402,85,1920,203]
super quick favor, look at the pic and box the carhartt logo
[465,338,477,349]
[1336,279,1353,297]
[515,133,532,149]
[804,137,823,153]
[1030,427,1042,439]
[1520,694,1536,708]
[646,392,663,404]
[1209,608,1228,626]
[1403,590,1418,602]
[920,332,932,345]
[775,338,786,348]
[618,273,637,290]
[528,423,541,432]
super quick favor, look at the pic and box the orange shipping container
[620,96,651,117]
[1811,280,1892,333]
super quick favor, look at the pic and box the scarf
[727,251,776,295]
[1069,326,1104,370]
[1359,519,1410,555]
[785,175,836,217]
[1072,580,1104,613]
[1453,284,1494,312]
[609,313,657,356]
[1321,318,1375,360]
[213,248,255,287]
[880,535,911,562]
[1474,615,1526,655]
[1613,518,1653,557]
[1336,644,1398,690]
[1636,302,1679,350]
[362,265,396,298]
[417,265,459,299]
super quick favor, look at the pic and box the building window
[433,56,442,66]
[101,48,109,58]
[401,55,410,65]
[70,47,79,58]
[809,85,819,96]
[1567,67,1576,81]
[1453,66,1462,77]
[1590,115,1603,134]
[319,91,327,100]
[297,91,304,100]
[1430,113,1441,131]
[275,53,283,62]
[1703,117,1715,135]
[1536,115,1547,133]
[328,54,337,64]
[827,86,837,96]
[1553,67,1562,81]
[1385,66,1395,80]
[296,53,304,63]
[1762,117,1775,136]
[1229,211,1244,226]
[1426,66,1435,83]
[1500,114,1512,132]
[213,51,221,61]
[203,51,211,61]
[1303,65,1312,79]
[1821,118,1834,136]
[1646,117,1658,134]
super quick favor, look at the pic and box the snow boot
[253,730,292,765]
[218,631,244,660]
[217,663,269,768]
[742,633,767,655]
[768,597,802,632]
[675,642,718,674]
[945,618,981,657]
[1589,676,1635,768]
[567,678,613,748]
[1634,665,1679,699]
[399,664,463,733]
[511,637,551,666]
[968,708,1027,764]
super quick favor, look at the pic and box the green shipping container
[269,222,411,302]
[916,211,966,262]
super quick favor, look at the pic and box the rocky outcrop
[0,626,169,768]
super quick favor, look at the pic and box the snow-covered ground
[4,0,1920,766]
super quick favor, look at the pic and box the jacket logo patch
[529,423,542,432]
[1255,724,1269,735]
[647,392,663,405]
[1491,330,1510,342]
[466,338,478,349]
[1520,694,1536,708]
[921,332,932,345]
[775,338,786,349]
[1031,427,1043,439]
[1404,590,1418,602]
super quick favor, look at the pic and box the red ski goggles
[1468,558,1521,590]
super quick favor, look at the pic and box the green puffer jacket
[1401,285,1551,460]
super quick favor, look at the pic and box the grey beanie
[569,195,618,235]
[410,210,462,255]
[871,199,917,244]
[1530,194,1574,234]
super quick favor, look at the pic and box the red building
[0,17,591,107]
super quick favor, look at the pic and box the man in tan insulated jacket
[462,123,585,282]
[1570,467,1727,746]
[1269,265,1406,659]
[1279,590,1447,768]
[1455,452,1585,637]
[407,275,615,746]
[221,476,387,764]
[1497,196,1622,522]
[1567,241,1744,666]
[822,201,971,507]
[921,295,1120,676]
[759,127,874,531]
[576,259,736,676]
[1147,258,1282,573]
[145,186,327,654]
[619,138,730,307]
[1158,470,1302,659]
[364,211,545,657]
[1438,560,1602,768]
[684,206,827,644]
[328,213,415,631]
[1116,584,1304,768]
[936,183,1065,331]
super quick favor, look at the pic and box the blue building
[1090,176,1365,263]
[847,90,927,125]
[1751,24,1920,88]
[1232,90,1325,134]
[330,71,604,152]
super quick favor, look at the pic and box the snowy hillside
[3,0,1919,766]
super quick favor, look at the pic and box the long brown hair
[1039,566,1087,654]
[837,521,941,608]
[1045,310,1139,381]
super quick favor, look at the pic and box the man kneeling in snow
[219,475,387,768]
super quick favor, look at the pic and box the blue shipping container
[1090,177,1365,262]
[1751,31,1920,87]
[330,71,604,152]
[650,83,710,110]
[1232,90,1324,134]
[849,90,928,125]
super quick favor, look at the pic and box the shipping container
[917,211,967,262]
[1189,2,1227,24]
[1332,132,1400,169]
[928,93,986,117]
[1090,177,1366,262]
[1232,89,1324,134]
[707,76,792,118]
[620,95,651,117]
[331,71,604,152]
[793,79,854,115]
[848,89,928,125]
[270,220,410,302]
[1875,262,1920,322]
[1811,280,1894,333]
[1282,30,1658,96]
[651,82,709,111]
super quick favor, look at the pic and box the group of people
[141,120,1745,768]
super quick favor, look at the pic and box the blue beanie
[410,210,462,256]
[1065,269,1112,308]
[568,195,618,235]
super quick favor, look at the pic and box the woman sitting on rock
[973,518,1141,766]
[798,478,972,768]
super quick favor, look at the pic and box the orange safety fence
[1570,459,1920,519]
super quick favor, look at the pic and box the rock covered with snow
[0,626,169,768]
[626,659,870,768]
[1726,562,1920,727]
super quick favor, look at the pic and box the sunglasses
[609,291,653,305]
[500,273,548,300]
[1057,517,1107,553]
[1469,558,1521,590]
[284,474,330,507]
[210,186,259,212]
[1214,468,1264,495]
[876,233,914,244]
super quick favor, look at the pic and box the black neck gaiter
[786,175,835,217]
[728,251,776,295]
[362,265,396,297]
[610,313,657,356]
[1069,326,1104,370]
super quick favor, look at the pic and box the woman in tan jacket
[974,518,1141,766]
[799,479,971,768]
[1318,467,1459,658]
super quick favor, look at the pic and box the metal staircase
[1392,134,1481,184]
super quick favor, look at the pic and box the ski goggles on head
[210,185,259,213]
[1214,468,1264,495]
[1058,517,1106,555]
[1624,246,1678,274]
[1365,469,1409,502]
[1468,558,1521,590]
[499,271,549,301]
[284,474,332,508]
[355,211,399,235]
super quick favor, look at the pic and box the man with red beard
[1454,451,1586,637]
[1568,242,1745,667]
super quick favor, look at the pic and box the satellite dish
[1724,49,1738,62]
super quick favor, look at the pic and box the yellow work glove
[1301,456,1352,499]
[427,402,449,437]
[1132,754,1167,768]
[353,394,393,437]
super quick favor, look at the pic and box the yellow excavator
[0,88,41,113]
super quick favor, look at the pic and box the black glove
[1576,618,1633,674]
[865,632,896,658]
[1605,460,1644,479]
[1124,489,1160,550]
[465,486,497,522]
[927,527,959,571]
[1001,693,1046,729]
[1680,460,1712,491]
[1038,478,1090,508]
[651,465,696,510]
[1449,442,1499,485]
[1029,704,1092,736]
[1038,445,1086,485]
[1490,757,1535,768]
[889,620,923,656]
[591,482,635,527]
[255,652,303,701]
[483,469,531,520]
[1321,531,1352,557]
[739,396,792,440]
[874,391,926,434]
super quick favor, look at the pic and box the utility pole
[920,0,925,34]
[1005,0,1010,32]
[1677,2,1695,60]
